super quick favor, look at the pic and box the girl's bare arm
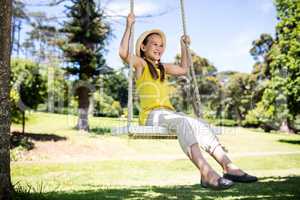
[119,13,143,69]
[165,35,190,76]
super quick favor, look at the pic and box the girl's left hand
[181,35,191,46]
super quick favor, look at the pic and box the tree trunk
[22,111,25,134]
[216,106,222,119]
[76,86,90,132]
[47,65,54,113]
[0,0,13,199]
[279,119,294,134]
[10,15,15,55]
[182,87,188,112]
[234,106,242,126]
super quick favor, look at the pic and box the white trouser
[145,108,221,157]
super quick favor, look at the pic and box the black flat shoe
[201,177,234,190]
[223,173,258,183]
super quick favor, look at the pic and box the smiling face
[141,33,165,62]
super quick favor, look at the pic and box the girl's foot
[223,163,244,176]
[223,173,258,183]
[223,164,257,183]
[201,171,234,190]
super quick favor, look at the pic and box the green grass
[11,112,300,199]
[12,111,130,135]
[13,178,300,200]
[11,155,300,190]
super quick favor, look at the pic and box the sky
[23,0,278,73]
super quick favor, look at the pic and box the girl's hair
[140,33,165,82]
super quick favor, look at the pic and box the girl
[119,13,257,190]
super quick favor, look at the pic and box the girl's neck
[144,57,159,65]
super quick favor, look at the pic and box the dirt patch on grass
[11,130,300,163]
[11,131,185,162]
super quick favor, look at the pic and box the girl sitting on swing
[119,13,257,190]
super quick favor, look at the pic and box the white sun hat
[135,29,166,57]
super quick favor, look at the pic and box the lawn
[11,112,300,200]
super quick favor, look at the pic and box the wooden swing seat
[111,125,177,139]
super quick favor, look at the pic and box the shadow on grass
[278,139,300,145]
[10,131,67,150]
[14,176,300,200]
[90,127,111,135]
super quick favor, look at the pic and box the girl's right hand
[181,35,191,46]
[127,13,135,27]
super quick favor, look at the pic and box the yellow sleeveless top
[135,63,175,125]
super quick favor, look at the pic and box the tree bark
[0,0,13,199]
[182,86,188,112]
[279,119,294,134]
[22,111,25,134]
[76,86,90,132]
[234,106,242,126]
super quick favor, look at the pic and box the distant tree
[102,71,128,107]
[250,34,274,62]
[23,11,64,113]
[172,52,218,113]
[23,11,59,62]
[12,0,28,56]
[223,73,257,125]
[189,52,217,76]
[249,0,300,133]
[0,0,13,199]
[242,34,275,128]
[250,33,274,81]
[93,92,122,117]
[11,59,47,133]
[60,0,111,131]
[46,66,70,114]
[273,0,300,132]
[201,76,223,119]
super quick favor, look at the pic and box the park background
[1,0,300,199]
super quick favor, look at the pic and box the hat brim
[135,29,166,57]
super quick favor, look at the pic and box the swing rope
[125,0,202,135]
[127,0,134,131]
[179,0,203,118]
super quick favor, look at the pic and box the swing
[112,0,202,139]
